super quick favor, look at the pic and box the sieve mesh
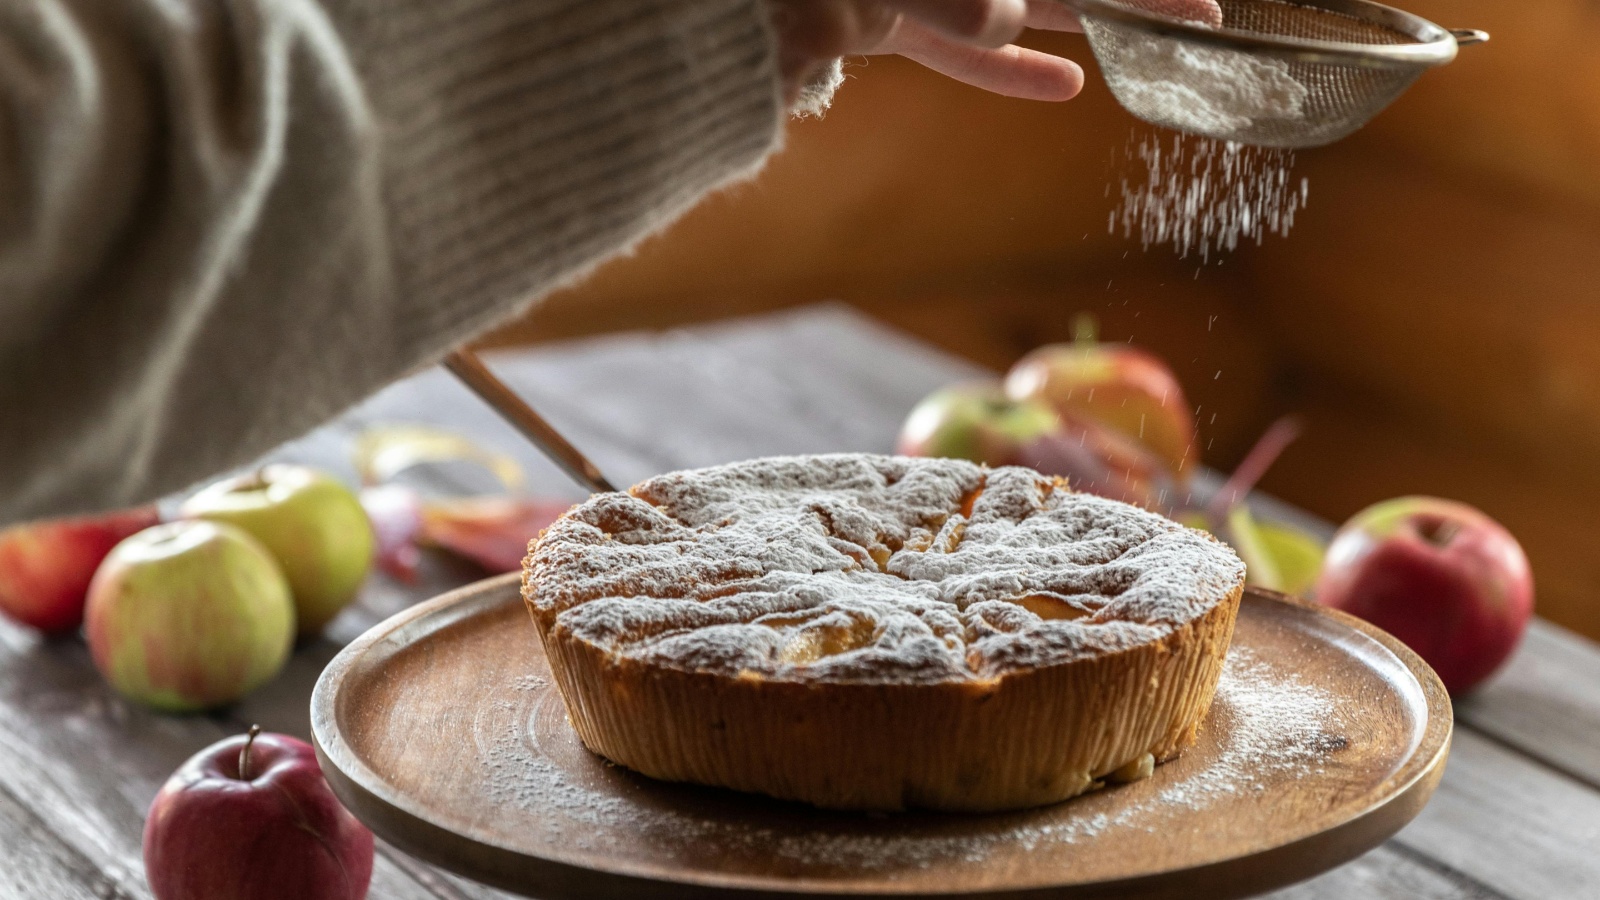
[1222,0,1409,44]
[1078,0,1456,148]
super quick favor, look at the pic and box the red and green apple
[1005,334,1197,478]
[85,521,294,712]
[1314,496,1533,695]
[896,381,1063,468]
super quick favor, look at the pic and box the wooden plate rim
[311,575,1453,899]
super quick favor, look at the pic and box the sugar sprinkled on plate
[480,643,1343,871]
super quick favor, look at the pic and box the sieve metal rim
[1058,0,1481,70]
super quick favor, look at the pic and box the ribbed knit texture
[0,0,787,523]
[334,0,786,357]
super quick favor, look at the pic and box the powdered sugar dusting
[524,454,1244,683]
[477,641,1345,872]
[1113,38,1309,135]
[1114,644,1339,816]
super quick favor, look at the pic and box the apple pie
[523,454,1245,811]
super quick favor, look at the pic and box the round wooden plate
[312,576,1451,900]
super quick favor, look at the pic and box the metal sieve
[1061,0,1487,148]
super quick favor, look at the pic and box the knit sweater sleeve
[0,0,786,524]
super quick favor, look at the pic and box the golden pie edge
[527,587,1241,812]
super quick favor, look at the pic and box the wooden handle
[443,350,618,495]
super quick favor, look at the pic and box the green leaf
[1227,505,1284,593]
[1256,521,1326,596]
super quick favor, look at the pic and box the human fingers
[892,20,1085,100]
[882,0,1029,48]
[768,0,901,103]
[769,0,900,61]
[1024,0,1083,33]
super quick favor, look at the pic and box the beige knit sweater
[1,0,808,525]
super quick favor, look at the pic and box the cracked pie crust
[522,454,1246,812]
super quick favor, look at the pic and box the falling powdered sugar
[1111,131,1310,261]
[1098,26,1313,259]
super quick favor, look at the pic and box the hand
[767,0,1223,105]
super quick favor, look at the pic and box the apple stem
[1073,313,1099,348]
[1206,416,1302,526]
[239,724,262,780]
[1417,517,1461,547]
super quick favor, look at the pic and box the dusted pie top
[523,454,1244,684]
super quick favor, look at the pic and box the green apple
[896,382,1063,467]
[181,465,374,637]
[84,521,294,712]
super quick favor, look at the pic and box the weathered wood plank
[0,622,454,900]
[1455,622,1600,789]
[0,783,132,900]
[1390,730,1600,899]
[1266,843,1509,900]
[338,304,976,489]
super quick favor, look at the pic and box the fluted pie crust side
[523,454,1246,812]
[537,596,1236,811]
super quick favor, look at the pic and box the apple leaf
[352,425,525,492]
[359,485,425,583]
[1226,504,1285,592]
[419,497,573,574]
[1184,506,1326,597]
[1256,520,1326,597]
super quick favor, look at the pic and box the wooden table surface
[3,305,1597,899]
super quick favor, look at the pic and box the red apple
[1005,336,1196,477]
[1018,412,1177,509]
[1314,497,1534,695]
[0,506,162,634]
[86,521,295,712]
[897,381,1063,467]
[144,726,374,900]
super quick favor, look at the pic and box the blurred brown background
[480,0,1600,640]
